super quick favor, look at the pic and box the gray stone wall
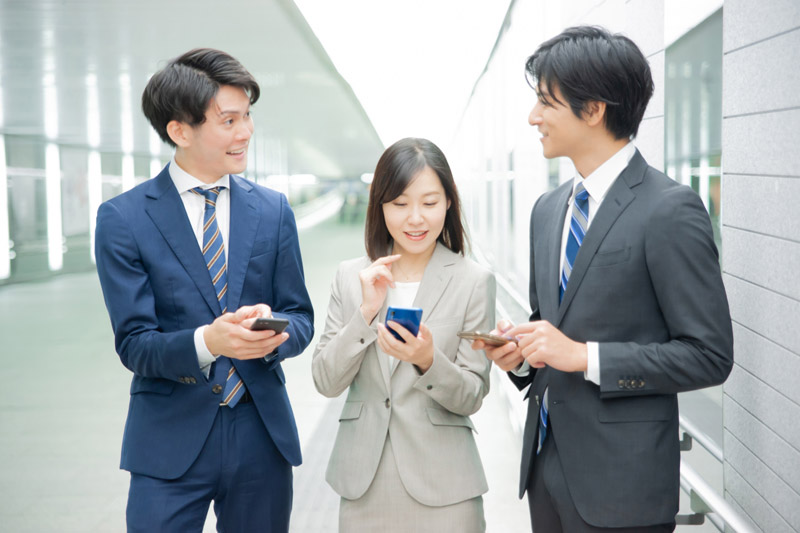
[721,1,800,531]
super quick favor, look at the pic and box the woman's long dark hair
[365,137,467,260]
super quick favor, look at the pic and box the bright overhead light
[0,135,9,279]
[46,143,63,271]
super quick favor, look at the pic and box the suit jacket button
[212,384,223,394]
[178,377,185,384]
[617,379,625,389]
[426,385,433,390]
[189,377,197,384]
[360,338,365,344]
[384,398,391,408]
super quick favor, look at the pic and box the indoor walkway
[0,215,529,532]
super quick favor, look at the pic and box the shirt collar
[169,156,230,193]
[572,142,635,203]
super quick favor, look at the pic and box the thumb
[418,322,432,340]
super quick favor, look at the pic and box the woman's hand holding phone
[377,321,435,373]
[358,254,401,323]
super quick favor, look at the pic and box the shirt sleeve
[194,325,215,379]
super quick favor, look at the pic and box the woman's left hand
[377,322,434,373]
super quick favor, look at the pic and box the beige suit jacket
[312,243,495,506]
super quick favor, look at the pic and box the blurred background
[1,0,797,531]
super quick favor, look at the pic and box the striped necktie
[191,186,246,408]
[538,182,590,455]
[560,182,590,302]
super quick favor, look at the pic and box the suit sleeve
[265,193,314,368]
[598,186,734,397]
[311,262,377,397]
[413,268,495,416]
[95,201,203,381]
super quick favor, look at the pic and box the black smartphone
[457,330,517,346]
[385,306,423,343]
[250,317,290,332]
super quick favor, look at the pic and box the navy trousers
[127,400,292,532]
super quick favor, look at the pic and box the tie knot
[192,186,224,200]
[574,183,589,204]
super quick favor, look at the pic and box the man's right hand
[204,304,289,359]
[472,319,525,372]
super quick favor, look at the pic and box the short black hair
[365,138,466,260]
[525,26,654,140]
[142,48,260,147]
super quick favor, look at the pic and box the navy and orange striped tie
[191,186,245,408]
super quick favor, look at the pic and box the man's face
[179,85,254,183]
[528,82,590,161]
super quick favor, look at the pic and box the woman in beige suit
[312,138,495,532]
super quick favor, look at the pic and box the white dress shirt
[562,142,635,384]
[516,142,636,385]
[168,157,231,376]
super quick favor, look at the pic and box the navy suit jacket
[95,164,314,479]
[511,151,733,527]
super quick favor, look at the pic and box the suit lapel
[145,166,221,315]
[541,184,572,322]
[556,152,645,324]
[225,175,258,312]
[412,243,456,322]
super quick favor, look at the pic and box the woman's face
[382,165,450,259]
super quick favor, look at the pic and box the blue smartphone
[385,306,423,342]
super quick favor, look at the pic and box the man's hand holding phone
[471,319,525,372]
[204,304,290,360]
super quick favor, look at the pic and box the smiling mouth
[227,148,247,155]
[405,231,428,240]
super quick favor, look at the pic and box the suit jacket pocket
[339,401,364,421]
[426,407,475,431]
[130,376,175,396]
[590,246,631,268]
[597,395,676,423]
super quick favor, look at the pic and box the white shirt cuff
[195,325,216,379]
[584,341,600,385]
[511,360,531,377]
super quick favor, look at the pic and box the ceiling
[0,0,384,179]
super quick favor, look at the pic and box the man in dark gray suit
[476,26,733,532]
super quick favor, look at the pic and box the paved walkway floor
[0,216,530,532]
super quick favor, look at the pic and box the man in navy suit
[476,27,733,531]
[95,48,314,532]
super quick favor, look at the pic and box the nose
[528,102,543,126]
[238,117,254,140]
[408,205,423,224]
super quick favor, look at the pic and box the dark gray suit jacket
[512,150,733,528]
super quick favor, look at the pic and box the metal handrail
[680,459,757,533]
[680,414,724,462]
[471,251,756,532]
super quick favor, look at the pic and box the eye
[392,202,407,207]
[424,202,438,207]
[224,118,234,125]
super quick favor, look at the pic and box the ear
[583,101,606,127]
[166,120,192,148]
[446,197,451,210]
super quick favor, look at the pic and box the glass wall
[665,9,724,250]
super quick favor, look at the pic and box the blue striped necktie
[538,182,590,455]
[191,186,245,408]
[560,182,590,302]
